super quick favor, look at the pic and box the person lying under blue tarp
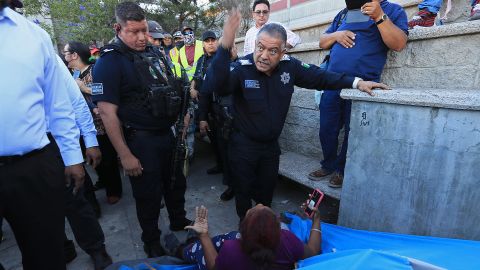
[114,205,480,270]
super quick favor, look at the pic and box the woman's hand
[301,197,322,222]
[185,205,209,235]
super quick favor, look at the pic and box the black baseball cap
[10,0,24,8]
[201,31,217,41]
[147,20,164,39]
[182,26,193,33]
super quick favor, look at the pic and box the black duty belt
[125,128,171,137]
[0,146,47,167]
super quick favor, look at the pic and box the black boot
[89,246,113,270]
[64,239,77,264]
[220,187,234,201]
[143,241,166,258]
[169,217,193,232]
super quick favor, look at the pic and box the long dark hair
[240,206,281,270]
[67,41,91,65]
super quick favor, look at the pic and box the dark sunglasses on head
[254,10,269,15]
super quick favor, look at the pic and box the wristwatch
[375,14,388,25]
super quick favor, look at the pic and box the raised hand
[185,205,209,235]
[221,9,242,49]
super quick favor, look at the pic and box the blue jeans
[418,0,443,13]
[419,0,477,14]
[319,90,352,175]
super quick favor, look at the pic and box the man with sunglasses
[204,11,388,220]
[243,0,301,55]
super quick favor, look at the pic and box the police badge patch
[245,80,260,88]
[301,62,310,69]
[90,83,104,95]
[280,72,290,85]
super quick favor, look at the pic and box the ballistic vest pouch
[133,49,182,119]
[148,84,181,118]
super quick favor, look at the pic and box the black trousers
[0,146,66,270]
[95,134,122,197]
[214,120,232,186]
[126,130,187,244]
[65,180,105,254]
[53,136,105,254]
[206,117,223,171]
[228,132,280,219]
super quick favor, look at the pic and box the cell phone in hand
[304,189,324,218]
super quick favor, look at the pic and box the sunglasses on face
[253,10,269,15]
[183,31,193,35]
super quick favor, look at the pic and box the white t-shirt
[243,21,301,56]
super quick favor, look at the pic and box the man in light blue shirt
[0,2,85,269]
[55,56,113,269]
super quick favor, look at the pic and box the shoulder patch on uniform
[301,62,310,69]
[239,59,252,65]
[103,48,114,53]
[280,54,291,61]
[90,83,104,95]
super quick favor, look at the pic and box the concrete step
[279,151,342,200]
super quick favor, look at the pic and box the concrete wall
[337,90,480,240]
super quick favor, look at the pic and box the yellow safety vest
[179,40,204,82]
[169,47,180,64]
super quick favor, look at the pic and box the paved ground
[0,140,310,269]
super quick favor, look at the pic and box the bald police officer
[204,11,388,220]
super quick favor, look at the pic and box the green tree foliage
[23,0,120,45]
[22,0,253,45]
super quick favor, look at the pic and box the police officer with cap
[147,20,164,47]
[92,2,191,257]
[204,11,389,220]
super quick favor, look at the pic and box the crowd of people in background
[0,0,476,269]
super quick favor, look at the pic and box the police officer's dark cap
[201,31,217,41]
[10,0,23,8]
[182,26,193,33]
[148,20,164,39]
[173,31,183,38]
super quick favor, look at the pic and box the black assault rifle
[170,68,190,189]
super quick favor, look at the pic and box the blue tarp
[285,213,480,270]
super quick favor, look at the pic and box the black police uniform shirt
[203,46,356,143]
[194,52,216,122]
[91,40,173,131]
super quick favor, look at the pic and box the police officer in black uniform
[92,2,191,257]
[204,11,388,220]
[196,30,236,201]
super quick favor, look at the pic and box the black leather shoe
[89,247,113,270]
[64,239,77,264]
[169,217,193,231]
[206,165,222,175]
[143,241,166,258]
[220,187,234,201]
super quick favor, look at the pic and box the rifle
[170,67,190,188]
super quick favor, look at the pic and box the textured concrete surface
[0,141,311,270]
[341,88,480,111]
[338,101,480,240]
[279,151,342,200]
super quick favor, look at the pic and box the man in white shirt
[243,0,301,55]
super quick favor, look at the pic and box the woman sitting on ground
[180,203,322,270]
